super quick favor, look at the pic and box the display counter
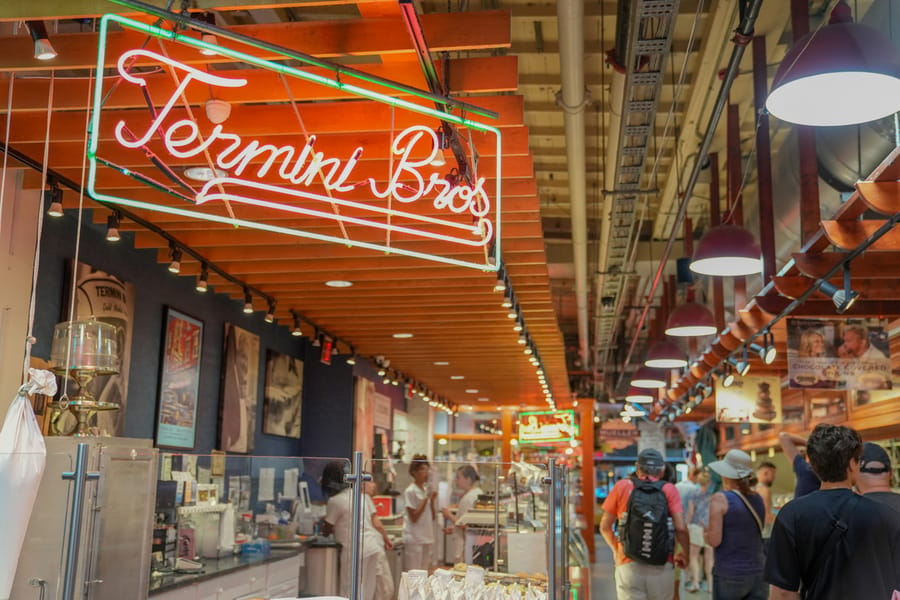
[149,547,307,599]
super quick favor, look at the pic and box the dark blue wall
[33,209,353,458]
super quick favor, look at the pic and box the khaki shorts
[688,523,710,548]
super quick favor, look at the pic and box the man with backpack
[600,448,690,599]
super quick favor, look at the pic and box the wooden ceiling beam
[792,252,900,279]
[0,55,518,112]
[0,11,512,69]
[821,220,900,252]
[773,276,900,301]
[856,181,900,215]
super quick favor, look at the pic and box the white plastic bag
[0,369,53,600]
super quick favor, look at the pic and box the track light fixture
[196,264,209,293]
[168,245,182,274]
[25,21,57,61]
[45,185,63,217]
[820,264,860,314]
[726,356,750,377]
[501,292,513,309]
[513,319,523,332]
[750,341,776,365]
[264,301,276,324]
[242,288,253,314]
[105,212,121,242]
[346,353,357,366]
[506,303,518,319]
[494,268,506,293]
[312,329,321,347]
[291,314,302,337]
[721,363,735,387]
[195,12,219,56]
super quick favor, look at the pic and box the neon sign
[87,14,502,271]
[518,410,577,443]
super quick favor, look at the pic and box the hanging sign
[87,14,502,271]
[786,318,891,390]
[518,410,576,443]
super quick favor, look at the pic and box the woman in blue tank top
[705,449,767,600]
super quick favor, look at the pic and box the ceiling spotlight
[507,305,518,319]
[242,289,254,314]
[727,356,750,377]
[524,345,533,356]
[765,0,900,126]
[168,245,182,274]
[290,310,303,337]
[45,185,63,217]
[517,334,527,345]
[690,224,762,276]
[312,331,321,347]
[819,264,860,314]
[665,302,717,337]
[721,363,735,387]
[501,293,513,308]
[196,264,209,293]
[513,320,524,332]
[105,213,121,242]
[25,21,57,61]
[264,301,276,324]
[750,342,776,365]
[346,354,357,366]
[631,366,667,389]
[696,382,713,398]
[644,340,688,369]
[494,271,506,293]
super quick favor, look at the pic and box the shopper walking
[685,470,713,593]
[600,448,689,600]
[402,453,437,571]
[705,450,767,600]
[765,424,900,599]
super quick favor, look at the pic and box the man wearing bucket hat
[600,448,690,600]
[764,424,900,599]
[705,449,767,599]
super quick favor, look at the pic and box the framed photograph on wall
[262,350,304,438]
[219,323,260,453]
[155,307,204,449]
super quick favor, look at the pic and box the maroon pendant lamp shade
[644,340,688,369]
[665,302,717,337]
[625,386,655,404]
[690,224,762,276]
[766,1,900,126]
[631,366,667,389]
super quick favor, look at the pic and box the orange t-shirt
[601,476,683,565]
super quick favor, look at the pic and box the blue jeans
[712,573,768,600]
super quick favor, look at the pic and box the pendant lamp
[690,224,762,276]
[665,302,717,337]
[625,386,655,404]
[644,340,688,369]
[631,366,667,389]
[766,0,900,126]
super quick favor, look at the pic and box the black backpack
[620,476,671,565]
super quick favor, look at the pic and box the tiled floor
[589,537,712,600]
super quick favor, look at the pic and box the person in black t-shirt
[765,424,900,600]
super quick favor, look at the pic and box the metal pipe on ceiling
[556,0,591,368]
[617,0,764,379]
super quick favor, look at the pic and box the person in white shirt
[321,462,392,600]
[402,454,437,571]
[441,465,484,564]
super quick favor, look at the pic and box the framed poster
[155,307,203,449]
[263,350,304,438]
[219,323,260,453]
[715,375,782,423]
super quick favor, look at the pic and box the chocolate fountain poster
[715,375,782,423]
[787,318,891,390]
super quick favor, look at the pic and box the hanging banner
[86,14,501,271]
[715,375,782,423]
[787,318,891,390]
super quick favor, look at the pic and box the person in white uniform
[441,465,483,564]
[402,454,437,571]
[321,462,393,600]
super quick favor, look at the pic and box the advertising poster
[156,308,203,449]
[66,262,135,435]
[263,351,304,438]
[715,375,782,423]
[219,323,260,453]
[787,318,891,390]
